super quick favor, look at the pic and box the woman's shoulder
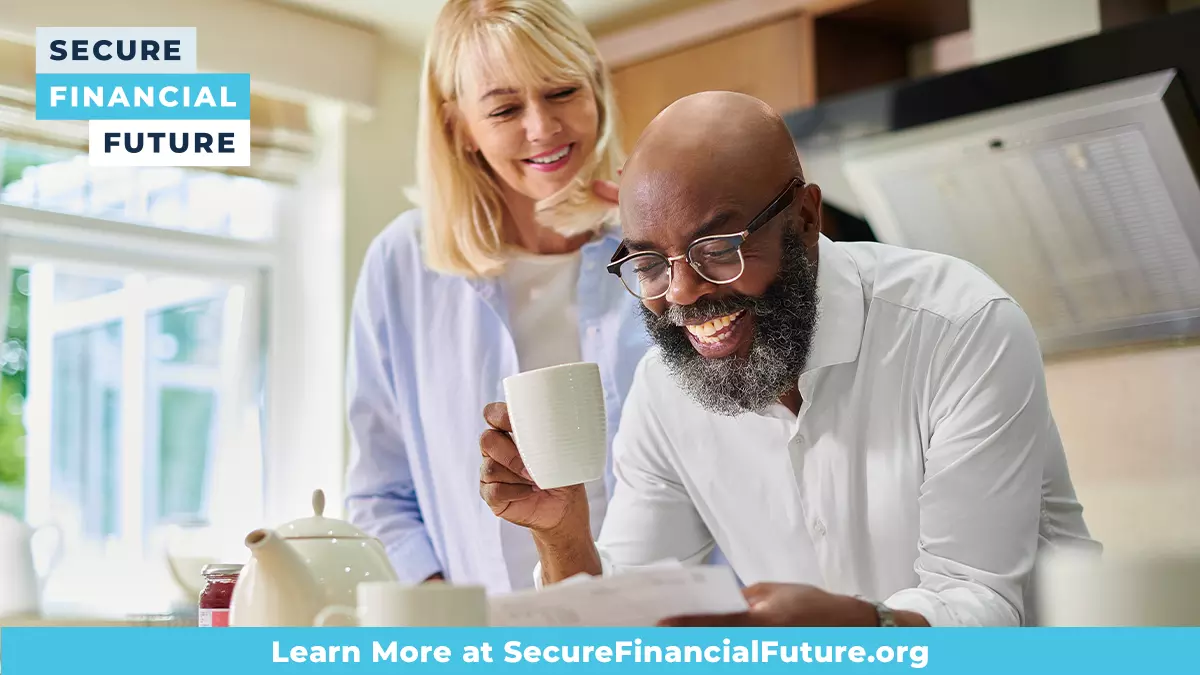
[366,208,426,267]
[359,208,489,297]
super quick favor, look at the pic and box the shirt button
[587,326,600,337]
[814,520,826,537]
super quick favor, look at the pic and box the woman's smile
[522,143,574,172]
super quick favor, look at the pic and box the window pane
[156,388,214,520]
[148,296,226,523]
[153,300,222,367]
[12,260,264,616]
[50,321,122,540]
[54,272,124,304]
[0,141,278,241]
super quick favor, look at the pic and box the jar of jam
[198,563,242,627]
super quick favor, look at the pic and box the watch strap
[873,601,897,627]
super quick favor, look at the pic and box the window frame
[0,200,275,564]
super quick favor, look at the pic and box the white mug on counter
[502,362,608,490]
[0,513,62,619]
[314,582,488,627]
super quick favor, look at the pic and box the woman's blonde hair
[413,0,625,278]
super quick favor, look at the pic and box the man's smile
[638,228,818,416]
[682,309,755,358]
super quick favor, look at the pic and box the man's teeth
[685,311,744,343]
[528,146,570,164]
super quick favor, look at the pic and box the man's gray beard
[639,229,821,416]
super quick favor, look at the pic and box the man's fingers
[742,583,777,607]
[657,612,754,628]
[480,429,531,479]
[483,402,511,432]
[480,457,529,485]
[480,481,537,506]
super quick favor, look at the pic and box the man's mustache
[658,294,773,327]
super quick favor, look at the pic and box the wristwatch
[872,601,897,627]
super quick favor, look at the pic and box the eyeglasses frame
[606,176,805,300]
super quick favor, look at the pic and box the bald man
[479,92,1100,627]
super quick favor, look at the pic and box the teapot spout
[229,528,326,627]
[246,528,282,553]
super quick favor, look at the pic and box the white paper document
[488,565,748,627]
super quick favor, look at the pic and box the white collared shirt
[542,235,1101,626]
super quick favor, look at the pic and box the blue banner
[1,627,1198,674]
[35,73,251,120]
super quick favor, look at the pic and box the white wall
[344,43,422,317]
[969,0,1101,64]
[264,102,350,525]
[1045,343,1200,553]
[338,42,424,486]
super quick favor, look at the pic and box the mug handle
[314,605,358,627]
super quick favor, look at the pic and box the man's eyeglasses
[607,177,804,300]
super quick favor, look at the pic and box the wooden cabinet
[600,0,978,153]
[608,15,815,154]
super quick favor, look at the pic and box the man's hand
[657,583,930,627]
[479,402,588,532]
[479,402,603,583]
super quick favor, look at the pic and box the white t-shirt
[498,249,609,589]
[502,249,584,372]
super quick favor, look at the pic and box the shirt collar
[802,234,866,375]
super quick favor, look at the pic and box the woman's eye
[548,87,578,100]
[489,106,518,118]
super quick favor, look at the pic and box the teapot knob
[312,489,325,517]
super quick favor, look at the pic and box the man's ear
[798,182,823,248]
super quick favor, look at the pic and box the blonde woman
[343,0,650,592]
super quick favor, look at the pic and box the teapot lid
[278,489,371,539]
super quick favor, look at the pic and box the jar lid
[278,489,372,539]
[201,563,244,577]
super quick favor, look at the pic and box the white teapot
[228,489,399,626]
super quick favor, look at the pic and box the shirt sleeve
[344,240,442,584]
[884,298,1050,626]
[533,354,714,587]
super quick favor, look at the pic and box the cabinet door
[609,15,815,153]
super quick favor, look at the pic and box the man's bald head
[614,91,823,417]
[620,91,803,235]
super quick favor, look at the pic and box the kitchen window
[0,140,276,617]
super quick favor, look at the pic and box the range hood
[788,12,1200,355]
[842,69,1200,355]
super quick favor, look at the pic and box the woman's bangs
[454,20,589,98]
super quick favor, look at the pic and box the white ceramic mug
[1036,545,1200,626]
[314,582,488,627]
[0,514,62,618]
[502,362,608,490]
